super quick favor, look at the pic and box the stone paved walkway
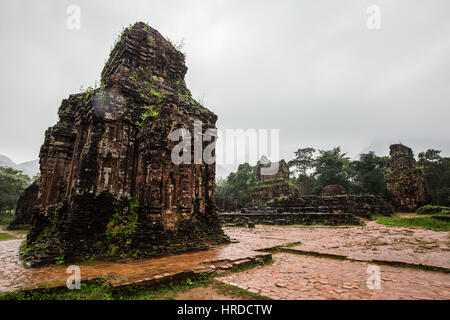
[225,222,450,269]
[218,252,450,300]
[0,222,449,298]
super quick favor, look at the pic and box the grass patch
[0,233,16,241]
[0,275,266,301]
[0,279,113,300]
[229,257,273,273]
[118,273,215,300]
[376,216,450,232]
[211,280,271,300]
[0,277,205,301]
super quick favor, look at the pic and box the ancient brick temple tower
[24,22,228,266]
[385,144,427,211]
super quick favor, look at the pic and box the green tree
[0,167,31,217]
[294,173,317,195]
[288,147,316,175]
[350,151,389,195]
[313,147,350,192]
[418,149,450,206]
[216,163,257,205]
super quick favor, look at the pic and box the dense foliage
[219,145,450,207]
[288,147,390,196]
[417,149,450,206]
[0,167,31,222]
[216,163,257,205]
[349,151,390,196]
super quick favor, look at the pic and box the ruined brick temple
[23,22,228,266]
[385,144,427,211]
[251,160,294,205]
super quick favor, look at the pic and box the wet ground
[0,222,449,299]
[218,252,450,300]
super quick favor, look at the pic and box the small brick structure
[320,185,347,196]
[23,22,228,267]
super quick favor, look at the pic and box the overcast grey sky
[1,0,449,172]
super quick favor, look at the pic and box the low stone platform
[219,212,362,226]
[268,195,394,218]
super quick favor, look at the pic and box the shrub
[416,205,449,215]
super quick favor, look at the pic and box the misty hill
[0,155,39,178]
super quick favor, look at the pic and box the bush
[416,205,449,215]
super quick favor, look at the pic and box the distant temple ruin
[251,160,294,205]
[23,22,228,266]
[385,144,427,211]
